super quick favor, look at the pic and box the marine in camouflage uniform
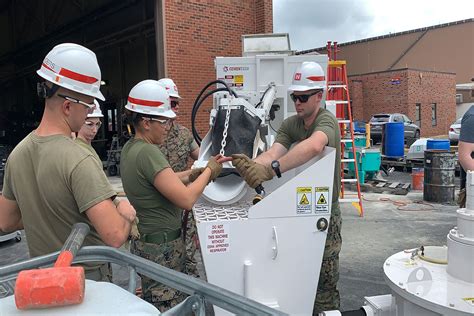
[159,121,200,279]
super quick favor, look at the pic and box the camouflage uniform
[159,122,200,278]
[132,238,187,312]
[313,204,342,314]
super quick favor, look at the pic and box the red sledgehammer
[15,222,90,310]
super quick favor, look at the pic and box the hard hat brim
[288,84,325,92]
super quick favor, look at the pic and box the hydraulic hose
[191,80,237,145]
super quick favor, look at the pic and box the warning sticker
[315,187,329,213]
[462,297,474,305]
[206,223,230,254]
[296,187,312,214]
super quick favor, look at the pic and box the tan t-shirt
[75,137,101,164]
[2,132,116,258]
[275,108,341,213]
[120,138,182,235]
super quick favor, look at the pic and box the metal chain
[219,105,232,156]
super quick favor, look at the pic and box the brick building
[163,0,273,134]
[350,69,456,137]
[301,19,471,137]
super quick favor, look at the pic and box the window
[456,94,463,104]
[415,103,421,127]
[431,103,437,126]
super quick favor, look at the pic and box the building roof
[456,82,474,90]
[298,18,474,55]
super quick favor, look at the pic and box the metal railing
[0,246,287,316]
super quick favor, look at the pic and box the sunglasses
[58,94,95,109]
[290,90,321,103]
[84,121,102,129]
[171,101,179,108]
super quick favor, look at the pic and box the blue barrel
[426,139,450,151]
[384,122,404,157]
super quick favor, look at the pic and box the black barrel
[423,150,456,203]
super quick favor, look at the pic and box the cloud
[274,0,474,51]
[274,0,375,50]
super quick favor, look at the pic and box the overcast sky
[273,0,474,51]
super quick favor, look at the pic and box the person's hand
[189,167,205,183]
[231,154,256,178]
[116,199,136,222]
[206,156,223,181]
[129,218,140,240]
[244,163,274,188]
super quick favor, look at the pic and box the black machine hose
[191,80,238,145]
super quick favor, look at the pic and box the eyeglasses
[143,117,172,127]
[171,101,179,108]
[84,121,102,129]
[290,90,321,103]
[58,94,95,109]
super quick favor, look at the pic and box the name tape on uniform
[315,187,329,214]
[296,187,312,214]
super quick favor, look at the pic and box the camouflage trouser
[132,238,187,312]
[183,210,201,278]
[313,208,342,314]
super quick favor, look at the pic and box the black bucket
[423,150,456,203]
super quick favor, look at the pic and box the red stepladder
[326,42,364,216]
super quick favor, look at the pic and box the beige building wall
[305,19,474,83]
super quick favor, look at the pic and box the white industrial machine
[323,172,474,316]
[190,35,337,315]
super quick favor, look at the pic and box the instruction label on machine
[315,187,329,214]
[296,187,312,214]
[206,223,230,254]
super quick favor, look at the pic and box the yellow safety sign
[317,194,327,205]
[296,187,312,214]
[300,194,310,205]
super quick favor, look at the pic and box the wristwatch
[271,160,282,178]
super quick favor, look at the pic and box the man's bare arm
[0,195,23,232]
[459,141,474,171]
[254,143,288,166]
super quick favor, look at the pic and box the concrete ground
[0,173,460,313]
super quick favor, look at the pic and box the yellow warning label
[234,75,244,84]
[463,297,474,304]
[300,194,310,205]
[296,187,312,214]
[315,187,329,213]
[317,194,327,205]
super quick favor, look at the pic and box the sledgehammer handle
[54,223,90,268]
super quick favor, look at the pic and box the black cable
[191,80,237,145]
[191,87,229,144]
[255,84,273,108]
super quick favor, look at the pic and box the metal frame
[0,246,287,316]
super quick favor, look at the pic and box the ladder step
[338,120,350,124]
[328,60,347,66]
[328,84,347,89]
[339,198,360,203]
[341,179,358,183]
[341,159,355,163]
[341,139,352,143]
[326,100,349,105]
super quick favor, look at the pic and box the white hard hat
[37,43,105,100]
[288,61,326,92]
[125,80,176,119]
[88,100,104,118]
[157,78,181,99]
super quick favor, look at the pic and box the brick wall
[349,69,455,137]
[163,0,273,137]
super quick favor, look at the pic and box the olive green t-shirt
[275,108,341,211]
[2,132,116,258]
[75,137,101,164]
[120,138,181,235]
